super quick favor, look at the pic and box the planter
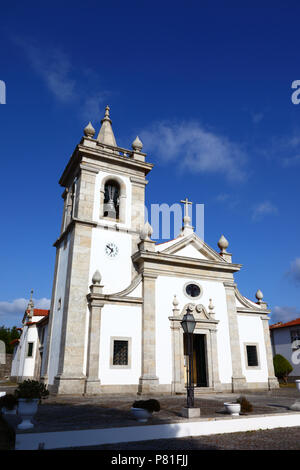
[131,407,152,422]
[224,402,241,416]
[17,398,39,430]
[295,380,300,392]
[1,407,17,415]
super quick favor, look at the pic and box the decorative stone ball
[218,234,229,253]
[132,136,143,152]
[173,295,179,307]
[92,270,102,284]
[255,289,264,301]
[84,121,96,138]
[140,221,153,240]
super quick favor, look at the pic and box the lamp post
[181,310,196,409]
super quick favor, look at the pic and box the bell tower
[43,106,153,394]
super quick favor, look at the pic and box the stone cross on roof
[180,197,193,219]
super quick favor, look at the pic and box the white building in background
[270,318,300,379]
[10,291,49,382]
[13,107,278,394]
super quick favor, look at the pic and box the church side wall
[237,315,269,383]
[23,326,38,378]
[99,304,141,385]
[155,276,233,386]
[47,235,70,385]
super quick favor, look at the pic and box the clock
[105,242,119,258]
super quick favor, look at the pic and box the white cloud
[140,121,247,182]
[282,154,300,167]
[11,36,107,120]
[251,201,278,221]
[271,305,300,324]
[287,257,300,285]
[0,297,51,327]
[252,112,264,124]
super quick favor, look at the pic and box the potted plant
[223,402,241,416]
[0,393,18,415]
[131,399,160,422]
[15,380,49,430]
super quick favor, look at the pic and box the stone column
[224,282,246,391]
[138,273,159,394]
[85,282,104,395]
[261,316,279,389]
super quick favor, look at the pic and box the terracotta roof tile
[33,309,50,317]
[270,317,300,330]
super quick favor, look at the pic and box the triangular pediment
[157,233,226,263]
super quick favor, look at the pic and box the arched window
[103,180,120,219]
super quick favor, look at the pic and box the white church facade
[12,106,278,394]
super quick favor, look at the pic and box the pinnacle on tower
[97,105,117,147]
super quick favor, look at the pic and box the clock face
[105,242,119,258]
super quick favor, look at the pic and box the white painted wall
[23,326,38,377]
[237,315,269,382]
[99,304,141,384]
[271,328,300,377]
[175,245,206,259]
[89,227,132,294]
[47,234,70,384]
[155,276,233,385]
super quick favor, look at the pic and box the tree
[0,326,20,354]
[273,354,293,384]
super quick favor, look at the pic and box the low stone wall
[0,354,12,379]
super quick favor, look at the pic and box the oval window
[184,283,202,299]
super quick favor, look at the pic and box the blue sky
[0,1,300,327]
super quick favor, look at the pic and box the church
[12,106,278,395]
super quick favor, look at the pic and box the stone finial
[172,295,180,316]
[172,295,179,308]
[84,121,95,138]
[255,289,264,303]
[97,105,117,147]
[92,270,102,285]
[208,298,215,314]
[132,136,143,152]
[26,289,34,319]
[218,234,229,253]
[140,221,153,241]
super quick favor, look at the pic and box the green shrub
[273,354,293,384]
[14,380,49,400]
[237,396,253,413]
[132,399,160,413]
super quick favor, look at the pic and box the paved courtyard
[1,385,300,449]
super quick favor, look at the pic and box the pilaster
[261,315,279,389]
[138,273,159,394]
[224,281,247,391]
[85,284,104,394]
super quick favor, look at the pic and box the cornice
[59,143,153,187]
[132,250,242,273]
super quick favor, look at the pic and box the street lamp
[181,310,196,408]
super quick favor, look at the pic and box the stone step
[194,387,215,395]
